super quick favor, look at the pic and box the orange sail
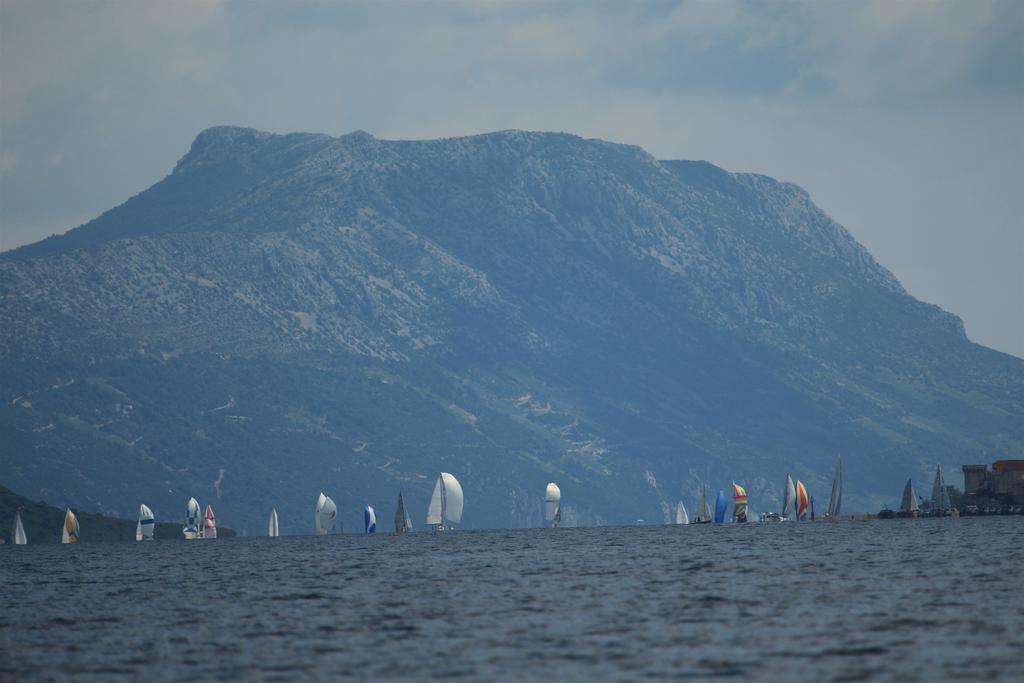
[62,508,79,543]
[795,480,809,521]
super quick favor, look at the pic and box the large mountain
[1,127,1020,532]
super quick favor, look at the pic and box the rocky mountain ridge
[1,127,1019,530]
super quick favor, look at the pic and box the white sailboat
[426,472,463,532]
[315,492,337,535]
[61,508,79,544]
[826,455,843,518]
[899,479,919,518]
[136,504,155,541]
[364,505,377,533]
[544,482,561,528]
[183,497,202,539]
[674,501,689,525]
[12,510,27,545]
[782,474,796,521]
[268,508,279,537]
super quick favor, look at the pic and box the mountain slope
[1,127,1020,530]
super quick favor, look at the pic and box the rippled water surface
[2,517,1022,682]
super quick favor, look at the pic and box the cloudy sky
[1,0,1021,356]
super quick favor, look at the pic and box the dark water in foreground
[1,518,1021,682]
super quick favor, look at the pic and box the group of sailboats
[181,497,217,539]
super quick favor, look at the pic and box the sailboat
[12,510,27,545]
[795,480,809,521]
[394,493,412,534]
[826,455,843,518]
[183,497,202,539]
[731,482,748,523]
[136,504,155,541]
[692,486,712,524]
[61,508,79,543]
[544,482,561,528]
[364,505,377,533]
[426,472,464,532]
[713,490,728,524]
[674,501,689,525]
[315,492,337,535]
[268,508,280,537]
[898,479,919,518]
[929,466,952,516]
[203,504,217,539]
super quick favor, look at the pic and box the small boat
[544,482,561,528]
[62,508,79,544]
[426,472,464,532]
[761,511,781,522]
[183,497,202,540]
[203,504,217,539]
[713,490,728,524]
[364,505,377,533]
[731,482,748,523]
[394,492,412,534]
[12,510,27,545]
[898,479,919,518]
[315,492,337,535]
[136,504,155,541]
[268,508,279,537]
[929,466,952,516]
[674,500,689,525]
[795,480,809,521]
[826,455,843,518]
[692,486,712,524]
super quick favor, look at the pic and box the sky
[1,0,1021,357]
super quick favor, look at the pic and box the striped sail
[136,504,155,541]
[61,508,79,544]
[827,455,843,517]
[203,504,217,539]
[13,511,27,545]
[795,480,809,521]
[268,508,279,537]
[731,482,748,522]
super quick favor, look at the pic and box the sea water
[1,517,1021,682]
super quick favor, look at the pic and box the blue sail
[364,505,377,533]
[714,490,728,523]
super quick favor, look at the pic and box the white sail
[675,501,689,525]
[900,479,919,512]
[695,487,712,522]
[268,508,279,537]
[395,493,413,534]
[13,511,27,545]
[427,472,464,527]
[544,482,561,523]
[441,472,463,524]
[137,504,155,541]
[315,492,337,535]
[782,474,795,518]
[827,456,843,517]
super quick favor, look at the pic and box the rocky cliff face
[1,127,1020,531]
